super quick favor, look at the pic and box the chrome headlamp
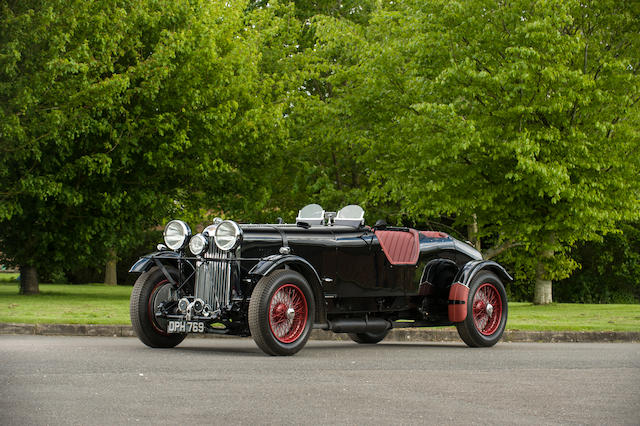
[214,220,242,251]
[188,233,208,256]
[163,220,191,251]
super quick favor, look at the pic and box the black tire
[348,330,389,344]
[248,269,315,356]
[130,266,186,348]
[456,271,508,347]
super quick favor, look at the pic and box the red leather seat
[375,229,420,265]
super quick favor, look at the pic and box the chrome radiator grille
[194,240,232,312]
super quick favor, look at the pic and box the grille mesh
[194,239,232,312]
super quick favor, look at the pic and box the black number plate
[167,320,205,333]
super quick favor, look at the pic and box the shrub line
[1,322,638,343]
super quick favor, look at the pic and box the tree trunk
[534,248,554,305]
[534,273,552,305]
[19,265,39,295]
[104,250,117,286]
[467,213,481,251]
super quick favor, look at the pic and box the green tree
[0,0,287,293]
[240,0,381,221]
[249,0,375,23]
[304,0,640,303]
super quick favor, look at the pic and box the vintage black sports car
[129,204,511,355]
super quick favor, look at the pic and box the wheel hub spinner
[486,303,494,317]
[286,307,296,321]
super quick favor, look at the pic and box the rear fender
[447,260,513,323]
[249,255,326,323]
[454,260,513,287]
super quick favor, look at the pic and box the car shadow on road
[171,345,265,357]
[158,339,472,358]
[307,341,470,350]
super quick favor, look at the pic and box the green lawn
[0,283,132,325]
[507,302,640,332]
[0,273,19,283]
[1,282,639,331]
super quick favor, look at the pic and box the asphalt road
[1,336,638,425]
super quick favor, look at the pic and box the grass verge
[0,273,19,283]
[0,283,132,325]
[0,283,639,331]
[507,302,640,332]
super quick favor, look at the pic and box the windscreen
[298,204,324,219]
[336,205,364,219]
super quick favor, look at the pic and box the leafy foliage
[0,0,288,289]
[1,0,638,303]
[297,0,640,297]
[556,222,640,303]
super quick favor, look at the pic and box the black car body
[130,204,511,355]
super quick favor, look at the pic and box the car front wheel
[130,266,186,348]
[248,269,315,356]
[455,271,508,347]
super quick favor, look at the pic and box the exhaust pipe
[329,318,391,334]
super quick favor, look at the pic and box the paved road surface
[1,336,638,425]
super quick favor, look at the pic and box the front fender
[249,254,326,323]
[128,251,182,273]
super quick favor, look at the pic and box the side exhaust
[328,318,392,334]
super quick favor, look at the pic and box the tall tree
[0,0,287,292]
[241,0,381,221]
[305,0,640,303]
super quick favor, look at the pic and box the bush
[556,222,640,303]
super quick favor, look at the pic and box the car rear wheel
[455,271,508,347]
[130,266,186,348]
[348,330,389,344]
[249,269,314,356]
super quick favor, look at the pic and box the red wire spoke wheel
[249,269,315,356]
[472,283,503,336]
[455,271,508,347]
[268,284,308,343]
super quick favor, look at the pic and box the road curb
[0,323,136,337]
[1,322,638,342]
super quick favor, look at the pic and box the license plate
[167,320,205,333]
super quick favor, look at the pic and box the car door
[334,228,407,298]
